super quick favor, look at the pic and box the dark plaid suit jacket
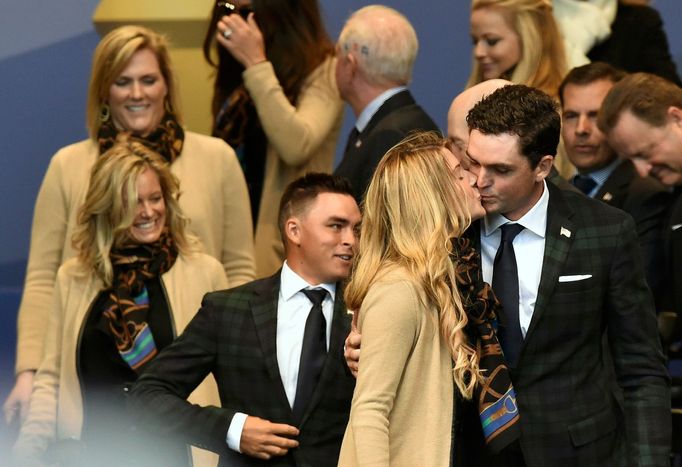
[129,272,355,466]
[466,181,671,467]
[333,89,439,202]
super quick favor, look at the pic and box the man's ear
[284,217,302,247]
[534,155,554,181]
[668,106,682,126]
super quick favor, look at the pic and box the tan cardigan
[15,131,255,373]
[338,270,454,467]
[13,253,228,466]
[244,57,343,277]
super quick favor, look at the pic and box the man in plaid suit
[463,84,670,466]
[130,173,360,466]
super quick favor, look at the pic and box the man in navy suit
[130,174,361,466]
[333,4,439,202]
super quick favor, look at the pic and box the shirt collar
[280,261,336,302]
[356,86,408,132]
[483,180,549,238]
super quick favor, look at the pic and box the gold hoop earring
[165,99,173,114]
[99,104,111,123]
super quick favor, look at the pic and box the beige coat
[338,270,454,467]
[15,131,255,373]
[13,253,228,466]
[244,57,343,277]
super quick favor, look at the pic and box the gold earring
[165,98,173,114]
[99,104,111,123]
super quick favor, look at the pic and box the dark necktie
[292,288,328,421]
[492,223,525,368]
[572,174,597,195]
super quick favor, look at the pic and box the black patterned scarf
[97,111,184,163]
[98,231,177,372]
[452,237,521,453]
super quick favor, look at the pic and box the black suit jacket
[129,273,355,466]
[464,182,670,467]
[593,160,670,303]
[588,4,682,86]
[334,90,439,202]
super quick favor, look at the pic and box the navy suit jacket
[334,90,439,202]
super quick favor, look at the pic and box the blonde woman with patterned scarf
[338,132,519,466]
[13,139,227,467]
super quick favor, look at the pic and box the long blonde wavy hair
[345,132,483,398]
[466,0,567,98]
[72,137,195,286]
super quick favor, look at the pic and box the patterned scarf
[97,111,184,163]
[98,231,177,372]
[452,237,521,453]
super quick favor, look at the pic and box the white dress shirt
[480,181,549,337]
[226,261,336,452]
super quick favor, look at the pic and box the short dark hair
[278,173,355,243]
[558,62,626,105]
[466,84,561,167]
[598,72,682,132]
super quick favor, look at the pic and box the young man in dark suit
[347,84,670,466]
[559,62,670,304]
[463,84,670,466]
[129,173,361,466]
[333,5,439,202]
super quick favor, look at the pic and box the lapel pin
[602,192,613,202]
[560,227,571,238]
[355,139,362,148]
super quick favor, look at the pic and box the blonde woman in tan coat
[338,133,490,466]
[13,140,227,467]
[4,26,255,425]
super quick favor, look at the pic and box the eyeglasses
[217,1,253,20]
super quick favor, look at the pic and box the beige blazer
[338,269,454,467]
[13,253,228,466]
[244,57,343,277]
[15,131,255,373]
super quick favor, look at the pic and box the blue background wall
[0,0,680,438]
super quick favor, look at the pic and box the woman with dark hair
[204,0,344,277]
[13,139,227,466]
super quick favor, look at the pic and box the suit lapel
[595,160,632,205]
[299,286,351,427]
[250,273,292,414]
[523,184,575,347]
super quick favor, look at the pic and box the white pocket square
[558,274,592,283]
[671,223,682,231]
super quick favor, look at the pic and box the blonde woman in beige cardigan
[204,0,344,277]
[13,140,227,467]
[338,132,488,466]
[4,26,255,427]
